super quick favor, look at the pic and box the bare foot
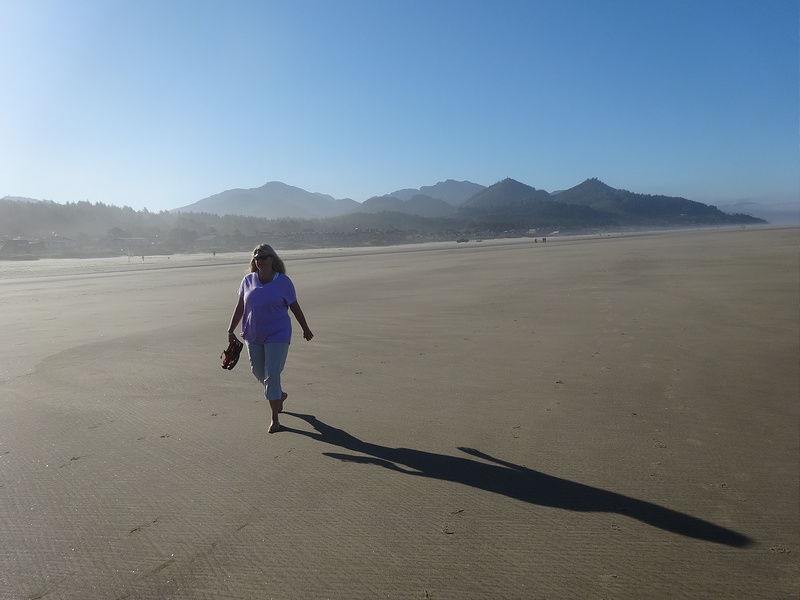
[277,392,288,413]
[268,420,281,434]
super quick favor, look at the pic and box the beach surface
[1,228,797,599]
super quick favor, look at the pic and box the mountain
[552,178,766,224]
[354,194,456,217]
[457,178,610,229]
[460,178,552,209]
[386,180,486,205]
[172,182,359,219]
[553,178,617,205]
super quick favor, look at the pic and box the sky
[1,0,797,212]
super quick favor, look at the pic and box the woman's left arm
[289,301,314,340]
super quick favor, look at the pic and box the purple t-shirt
[238,272,297,344]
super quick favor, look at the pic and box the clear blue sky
[1,0,797,211]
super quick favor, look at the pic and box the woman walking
[227,244,314,433]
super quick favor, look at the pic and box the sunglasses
[254,255,271,261]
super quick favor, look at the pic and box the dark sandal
[221,339,243,370]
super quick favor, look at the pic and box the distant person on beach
[226,244,314,433]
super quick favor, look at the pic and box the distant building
[0,238,40,255]
[44,236,78,251]
[193,235,222,249]
[114,238,150,253]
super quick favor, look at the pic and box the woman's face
[254,254,274,272]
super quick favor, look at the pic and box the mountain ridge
[0,179,771,258]
[172,181,360,219]
[169,177,769,226]
[167,177,770,230]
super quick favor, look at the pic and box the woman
[227,244,314,433]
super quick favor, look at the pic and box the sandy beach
[0,227,797,599]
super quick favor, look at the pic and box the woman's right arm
[227,296,244,341]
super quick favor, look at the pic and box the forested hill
[552,178,742,222]
[454,178,766,229]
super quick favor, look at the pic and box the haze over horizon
[1,1,797,213]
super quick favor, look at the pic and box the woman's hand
[290,301,313,341]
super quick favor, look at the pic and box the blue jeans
[247,342,290,401]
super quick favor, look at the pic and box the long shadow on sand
[282,412,752,548]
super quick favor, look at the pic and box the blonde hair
[249,244,286,274]
[249,244,286,275]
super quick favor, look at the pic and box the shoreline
[0,224,793,282]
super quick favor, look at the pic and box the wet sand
[0,227,797,599]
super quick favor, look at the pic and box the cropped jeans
[246,342,289,401]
